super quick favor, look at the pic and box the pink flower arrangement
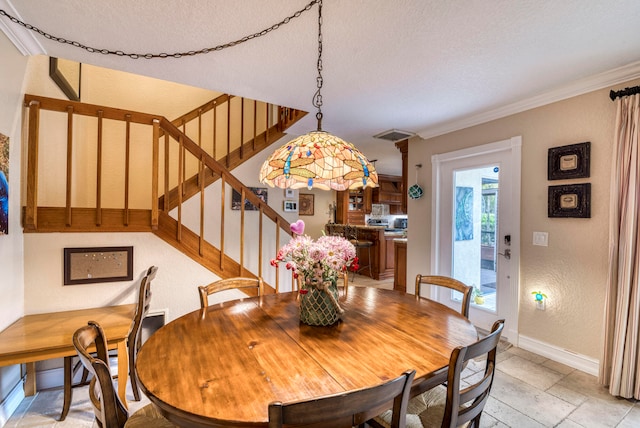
[271,220,358,290]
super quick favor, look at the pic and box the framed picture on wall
[231,187,268,211]
[64,246,133,285]
[0,131,9,235]
[299,194,314,216]
[283,200,298,212]
[548,183,591,218]
[548,142,590,180]
[49,57,81,102]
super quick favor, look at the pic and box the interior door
[431,137,521,341]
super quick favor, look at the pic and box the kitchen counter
[394,239,407,292]
[325,224,398,280]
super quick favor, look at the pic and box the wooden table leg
[117,340,128,409]
[24,362,36,396]
[59,356,72,421]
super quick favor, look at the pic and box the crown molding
[0,0,45,55]
[418,60,640,140]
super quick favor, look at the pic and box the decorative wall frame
[283,200,298,212]
[231,187,268,211]
[299,193,314,216]
[548,183,591,218]
[49,57,81,101]
[548,142,590,180]
[64,246,133,285]
[0,132,9,235]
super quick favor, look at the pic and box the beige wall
[408,80,640,360]
[0,31,29,421]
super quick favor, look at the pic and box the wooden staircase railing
[159,94,306,211]
[22,94,302,292]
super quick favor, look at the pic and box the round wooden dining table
[136,286,477,427]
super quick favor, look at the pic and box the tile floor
[6,276,640,427]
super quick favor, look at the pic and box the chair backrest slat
[415,274,472,318]
[73,321,128,428]
[269,369,415,428]
[198,277,264,309]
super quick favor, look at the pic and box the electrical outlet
[533,231,548,246]
[536,300,546,310]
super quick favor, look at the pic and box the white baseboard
[36,359,119,391]
[0,381,25,427]
[36,367,65,391]
[518,334,599,376]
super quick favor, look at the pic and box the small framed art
[231,187,268,211]
[548,183,591,218]
[548,142,590,180]
[283,200,298,212]
[299,194,314,216]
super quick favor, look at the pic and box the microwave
[394,218,408,229]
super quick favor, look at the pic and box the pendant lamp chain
[257,0,377,191]
[313,0,324,131]
[0,1,319,59]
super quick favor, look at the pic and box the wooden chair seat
[124,404,176,428]
[372,385,467,428]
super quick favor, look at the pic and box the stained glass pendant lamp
[259,0,378,191]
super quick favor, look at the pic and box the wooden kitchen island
[325,224,402,280]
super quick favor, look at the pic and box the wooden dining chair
[127,265,157,401]
[415,275,472,318]
[61,266,158,420]
[268,369,416,428]
[72,320,176,428]
[370,320,505,428]
[345,223,373,280]
[198,276,264,308]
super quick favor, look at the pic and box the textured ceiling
[2,0,640,175]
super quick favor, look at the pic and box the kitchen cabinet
[394,239,407,292]
[373,174,404,214]
[377,234,396,280]
[335,187,371,225]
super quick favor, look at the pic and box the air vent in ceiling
[373,129,415,142]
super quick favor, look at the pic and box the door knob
[498,249,511,260]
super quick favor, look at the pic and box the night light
[531,291,548,310]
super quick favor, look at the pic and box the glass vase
[299,280,341,326]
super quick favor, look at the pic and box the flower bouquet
[271,220,358,325]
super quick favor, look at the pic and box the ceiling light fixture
[259,0,378,191]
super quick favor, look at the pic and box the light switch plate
[533,231,548,246]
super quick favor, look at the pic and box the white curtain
[600,93,640,398]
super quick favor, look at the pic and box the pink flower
[270,222,357,290]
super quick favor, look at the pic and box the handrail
[159,117,289,229]
[23,94,298,290]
